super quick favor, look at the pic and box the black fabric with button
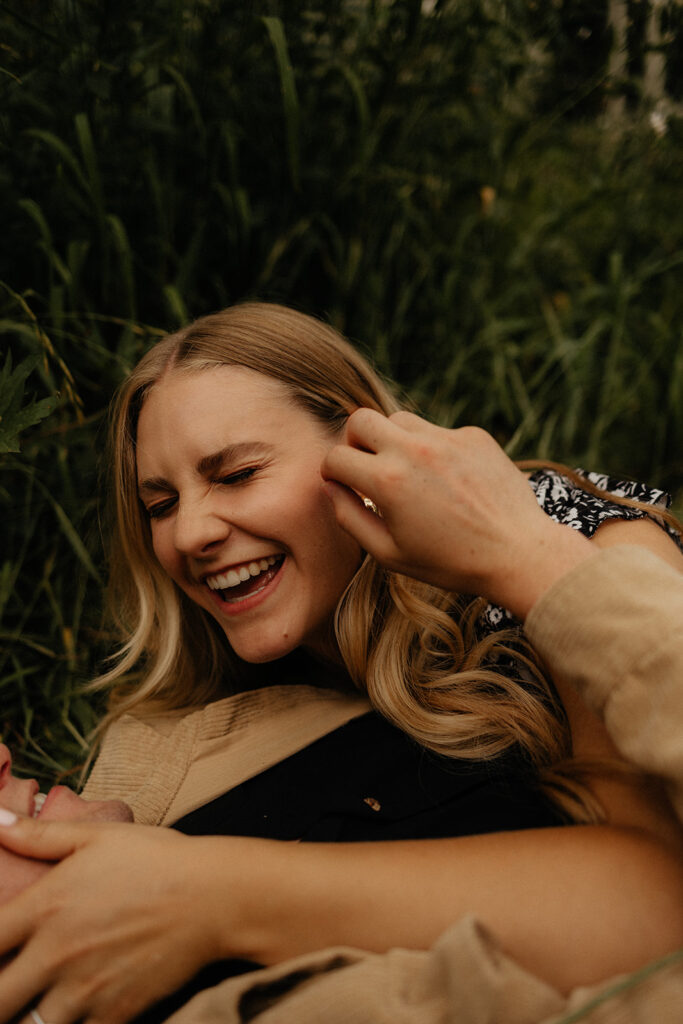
[172,710,561,842]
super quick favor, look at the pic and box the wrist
[194,836,293,965]
[204,838,369,966]
[492,523,597,621]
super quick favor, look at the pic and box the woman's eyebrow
[138,443,274,496]
[138,475,173,497]
[195,442,273,477]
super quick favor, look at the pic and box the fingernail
[0,808,17,826]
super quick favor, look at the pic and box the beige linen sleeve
[525,544,683,821]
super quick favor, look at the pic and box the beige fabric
[164,544,683,1023]
[526,544,683,820]
[166,925,683,1024]
[83,685,370,825]
[167,916,566,1024]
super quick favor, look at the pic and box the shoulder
[528,467,679,542]
[479,468,680,635]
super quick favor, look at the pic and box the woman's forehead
[135,365,329,477]
[153,362,291,398]
[138,364,300,432]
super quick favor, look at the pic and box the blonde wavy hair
[92,301,640,822]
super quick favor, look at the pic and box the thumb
[0,808,85,861]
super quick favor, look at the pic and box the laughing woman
[0,303,681,1024]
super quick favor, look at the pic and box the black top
[172,709,561,842]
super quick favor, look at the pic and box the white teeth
[33,793,47,817]
[206,556,281,591]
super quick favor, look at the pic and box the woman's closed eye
[145,497,177,520]
[144,467,261,519]
[217,466,259,486]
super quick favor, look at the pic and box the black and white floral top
[479,468,681,636]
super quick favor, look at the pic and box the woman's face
[135,366,362,663]
[0,744,133,822]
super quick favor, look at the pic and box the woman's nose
[0,743,12,781]
[173,497,231,556]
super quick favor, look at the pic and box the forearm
[213,825,683,994]
[0,815,680,1018]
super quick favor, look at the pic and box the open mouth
[205,555,285,604]
[33,792,47,818]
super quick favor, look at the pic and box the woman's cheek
[150,524,179,578]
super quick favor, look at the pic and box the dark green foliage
[1,0,682,777]
[532,1,612,118]
[0,351,56,453]
[663,1,683,101]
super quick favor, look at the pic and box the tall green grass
[1,0,682,777]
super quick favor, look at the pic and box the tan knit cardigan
[83,685,371,826]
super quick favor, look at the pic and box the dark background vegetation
[2,0,682,781]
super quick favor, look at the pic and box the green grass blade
[262,16,300,190]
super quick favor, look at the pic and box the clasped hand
[0,818,234,1024]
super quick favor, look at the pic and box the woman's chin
[223,617,343,668]
[227,639,302,665]
[38,786,133,823]
[216,617,310,665]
